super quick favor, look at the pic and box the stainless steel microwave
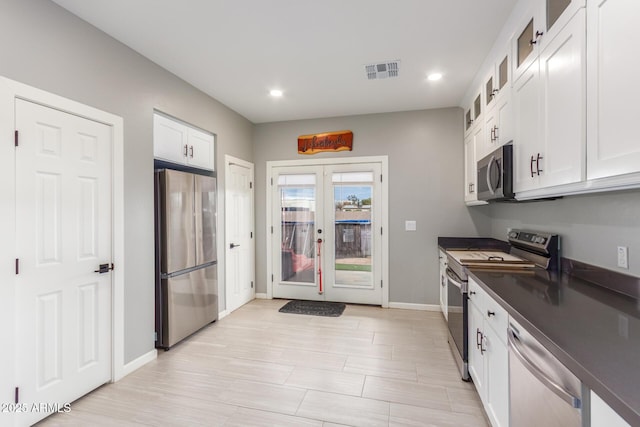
[477,144,514,202]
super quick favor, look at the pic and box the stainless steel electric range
[445,230,560,380]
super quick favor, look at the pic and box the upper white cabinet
[513,0,585,82]
[464,91,483,138]
[482,47,514,160]
[513,9,586,195]
[464,132,487,206]
[153,113,215,171]
[587,0,640,180]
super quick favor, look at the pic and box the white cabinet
[513,0,585,83]
[513,9,586,196]
[464,133,486,206]
[483,47,514,159]
[467,277,509,427]
[591,391,631,427]
[438,250,447,320]
[587,0,640,181]
[153,113,215,171]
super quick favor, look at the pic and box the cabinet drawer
[468,278,486,310]
[485,295,508,344]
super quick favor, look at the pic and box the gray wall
[488,190,640,277]
[0,0,254,363]
[254,108,492,305]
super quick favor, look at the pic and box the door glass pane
[547,0,571,31]
[474,94,482,119]
[333,173,373,288]
[517,19,534,67]
[498,56,509,90]
[278,174,316,283]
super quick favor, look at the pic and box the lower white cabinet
[467,277,509,427]
[591,391,631,427]
[438,250,447,320]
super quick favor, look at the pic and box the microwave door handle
[486,156,496,194]
[507,328,581,408]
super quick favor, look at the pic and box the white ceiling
[51,0,517,124]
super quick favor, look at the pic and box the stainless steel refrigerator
[155,169,218,349]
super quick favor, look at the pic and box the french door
[271,162,383,305]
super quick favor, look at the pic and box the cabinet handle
[493,125,498,142]
[476,328,483,349]
[469,291,476,296]
[481,335,487,354]
[487,310,496,317]
[183,144,188,157]
[529,30,544,45]
[490,127,495,142]
[536,153,543,175]
[530,155,536,178]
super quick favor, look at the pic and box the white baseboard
[218,310,229,320]
[388,302,441,311]
[118,349,157,380]
[255,293,268,299]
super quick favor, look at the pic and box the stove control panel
[508,229,559,255]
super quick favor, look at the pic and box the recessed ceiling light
[427,73,443,81]
[270,89,283,97]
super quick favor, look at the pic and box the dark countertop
[468,265,640,426]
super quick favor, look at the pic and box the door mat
[279,300,346,317]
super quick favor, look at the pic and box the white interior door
[15,99,112,425]
[271,163,382,305]
[225,157,255,312]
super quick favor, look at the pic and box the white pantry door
[226,158,255,312]
[15,99,112,425]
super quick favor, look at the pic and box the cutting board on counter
[447,250,536,269]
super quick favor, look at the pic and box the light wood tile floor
[38,299,488,427]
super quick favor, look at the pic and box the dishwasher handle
[507,327,581,409]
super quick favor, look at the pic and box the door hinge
[271,226,273,234]
[14,130,19,147]
[380,227,383,235]
[251,281,254,289]
[14,387,19,404]
[15,258,19,275]
[380,174,383,183]
[250,231,253,238]
[249,182,253,189]
[271,274,274,282]
[381,280,383,288]
[270,177,273,186]
[153,331,157,342]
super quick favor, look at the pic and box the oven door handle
[507,327,581,408]
[445,268,466,291]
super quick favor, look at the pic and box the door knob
[230,243,240,249]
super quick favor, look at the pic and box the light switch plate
[405,220,417,231]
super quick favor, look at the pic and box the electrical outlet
[617,246,629,269]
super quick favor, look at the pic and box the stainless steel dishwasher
[508,318,587,427]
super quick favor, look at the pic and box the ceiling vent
[365,60,400,80]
